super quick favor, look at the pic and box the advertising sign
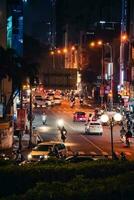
[0,103,4,118]
[16,109,27,130]
[100,85,104,97]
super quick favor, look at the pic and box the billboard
[16,109,27,130]
[0,103,4,118]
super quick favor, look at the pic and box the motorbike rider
[120,152,127,161]
[79,98,83,106]
[61,126,67,143]
[120,126,126,142]
[125,129,132,147]
[70,96,75,107]
[42,112,47,125]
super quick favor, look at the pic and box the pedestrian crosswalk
[67,148,133,157]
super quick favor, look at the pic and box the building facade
[0,0,23,149]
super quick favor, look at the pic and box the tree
[0,46,40,115]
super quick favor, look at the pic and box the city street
[32,98,134,160]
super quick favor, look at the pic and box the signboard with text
[16,109,27,130]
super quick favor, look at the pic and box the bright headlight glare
[44,155,49,159]
[57,119,64,126]
[28,154,32,160]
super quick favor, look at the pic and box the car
[85,121,103,135]
[27,142,67,161]
[44,98,53,106]
[53,97,62,105]
[33,99,46,108]
[73,112,86,122]
[65,155,94,163]
[33,95,46,108]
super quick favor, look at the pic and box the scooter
[70,101,75,108]
[80,99,83,106]
[42,114,47,125]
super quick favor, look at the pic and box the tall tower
[119,0,128,86]
[50,0,56,49]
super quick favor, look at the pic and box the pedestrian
[125,129,132,147]
[120,152,127,161]
[112,152,119,160]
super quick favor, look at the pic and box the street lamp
[100,113,122,159]
[90,40,113,109]
[50,51,55,68]
[28,86,33,148]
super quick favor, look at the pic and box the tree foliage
[0,46,40,114]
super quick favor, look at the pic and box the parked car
[73,111,86,122]
[85,121,103,135]
[27,142,67,161]
[65,155,94,163]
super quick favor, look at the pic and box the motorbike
[61,128,67,143]
[70,101,75,108]
[126,137,131,147]
[80,98,83,106]
[42,114,47,125]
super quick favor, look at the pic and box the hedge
[0,160,134,199]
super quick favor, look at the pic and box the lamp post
[90,41,114,109]
[28,86,33,148]
[50,51,55,69]
[100,113,122,159]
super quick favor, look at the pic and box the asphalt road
[32,98,134,160]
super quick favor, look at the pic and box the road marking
[90,151,97,155]
[102,151,109,155]
[81,135,107,153]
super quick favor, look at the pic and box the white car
[53,97,61,105]
[44,98,53,106]
[33,99,46,108]
[85,121,103,135]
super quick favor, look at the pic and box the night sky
[24,0,52,43]
[24,0,121,45]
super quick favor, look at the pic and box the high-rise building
[0,0,24,149]
[56,0,121,46]
[7,0,23,55]
[24,0,56,48]
[129,0,134,100]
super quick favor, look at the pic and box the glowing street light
[121,34,128,42]
[90,41,95,47]
[63,48,68,54]
[101,112,122,159]
[97,40,103,46]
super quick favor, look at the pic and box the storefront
[0,122,13,149]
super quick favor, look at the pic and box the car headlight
[44,155,49,159]
[28,154,32,160]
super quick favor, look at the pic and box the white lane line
[81,135,107,153]
[65,121,108,154]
